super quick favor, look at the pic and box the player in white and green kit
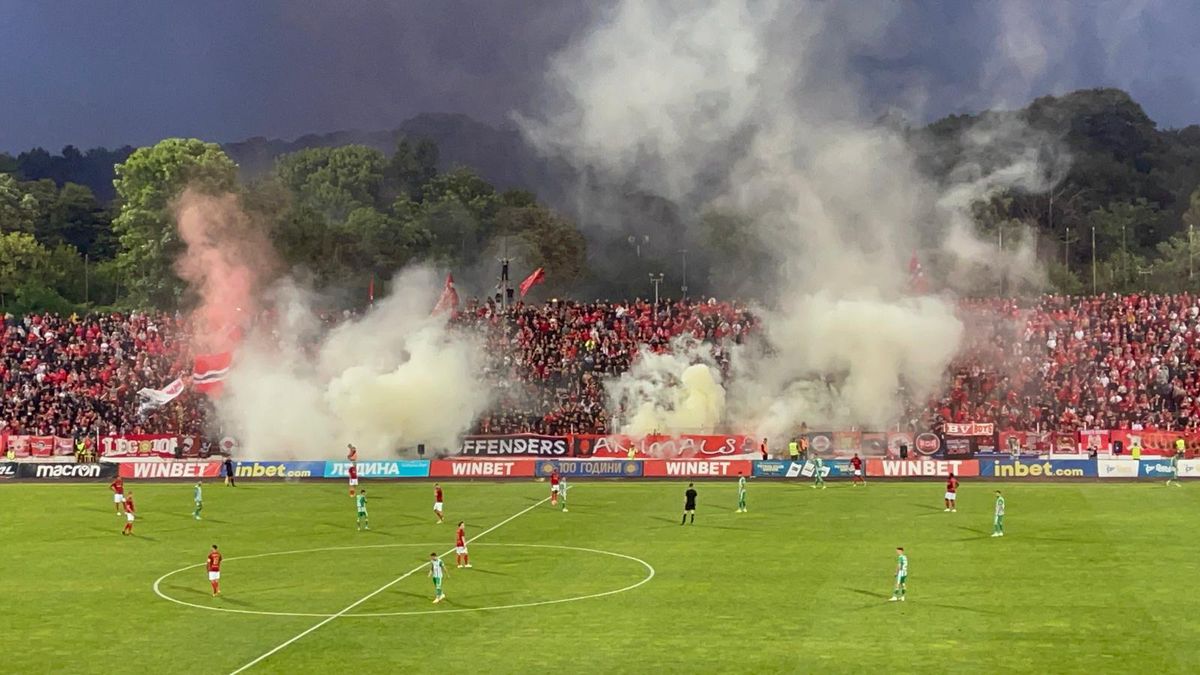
[356,489,369,530]
[560,475,569,512]
[812,456,826,489]
[889,547,907,601]
[736,473,747,512]
[991,490,1005,537]
[429,552,446,603]
[1167,451,1182,487]
[192,482,203,520]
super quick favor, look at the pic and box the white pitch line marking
[228,495,550,674]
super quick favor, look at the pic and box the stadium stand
[2,293,1199,444]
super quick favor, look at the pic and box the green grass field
[5,479,1199,674]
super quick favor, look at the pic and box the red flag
[193,352,232,397]
[432,274,459,316]
[908,250,928,294]
[519,267,546,298]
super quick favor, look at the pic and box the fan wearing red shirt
[207,545,223,596]
[850,454,865,486]
[110,477,125,515]
[348,462,358,497]
[550,469,560,506]
[455,521,471,568]
[434,483,445,523]
[944,473,958,512]
[121,491,136,535]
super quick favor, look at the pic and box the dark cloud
[1,0,1197,153]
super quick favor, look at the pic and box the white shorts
[113,494,125,503]
[551,485,560,493]
[349,478,358,486]
[853,469,862,476]
[945,492,957,501]
[208,571,220,581]
[126,512,135,522]
[434,502,443,512]
[455,545,467,555]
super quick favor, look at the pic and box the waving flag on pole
[908,250,928,294]
[519,267,546,298]
[432,274,459,316]
[193,352,232,397]
[136,377,186,417]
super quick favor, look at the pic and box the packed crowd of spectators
[930,293,1200,432]
[456,297,756,435]
[4,293,1200,441]
[0,312,208,437]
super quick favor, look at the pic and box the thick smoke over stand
[518,0,1063,437]
[172,194,491,458]
[608,337,727,435]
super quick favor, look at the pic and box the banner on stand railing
[943,422,994,436]
[572,434,753,459]
[457,434,569,457]
[100,434,188,459]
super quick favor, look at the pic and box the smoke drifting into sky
[173,190,275,353]
[519,0,1064,437]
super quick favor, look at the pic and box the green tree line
[2,87,1200,312]
[0,137,585,312]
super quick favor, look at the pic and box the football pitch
[5,480,1198,674]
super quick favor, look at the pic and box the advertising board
[324,461,429,478]
[535,460,643,478]
[429,459,536,478]
[642,460,753,477]
[866,459,979,477]
[233,461,326,479]
[978,459,1096,478]
[119,461,222,479]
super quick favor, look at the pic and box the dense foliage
[1,88,1199,312]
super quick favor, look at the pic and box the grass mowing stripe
[228,493,553,674]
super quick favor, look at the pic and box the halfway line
[228,494,553,674]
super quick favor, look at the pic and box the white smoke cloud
[211,265,491,459]
[606,336,727,435]
[518,0,1063,437]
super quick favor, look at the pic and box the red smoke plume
[173,189,276,354]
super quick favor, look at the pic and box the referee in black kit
[681,483,698,525]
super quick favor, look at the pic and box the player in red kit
[455,521,471,568]
[434,483,444,523]
[207,545,223,596]
[944,472,958,512]
[550,469,561,506]
[348,462,358,496]
[110,476,125,515]
[121,491,136,535]
[850,453,865,486]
